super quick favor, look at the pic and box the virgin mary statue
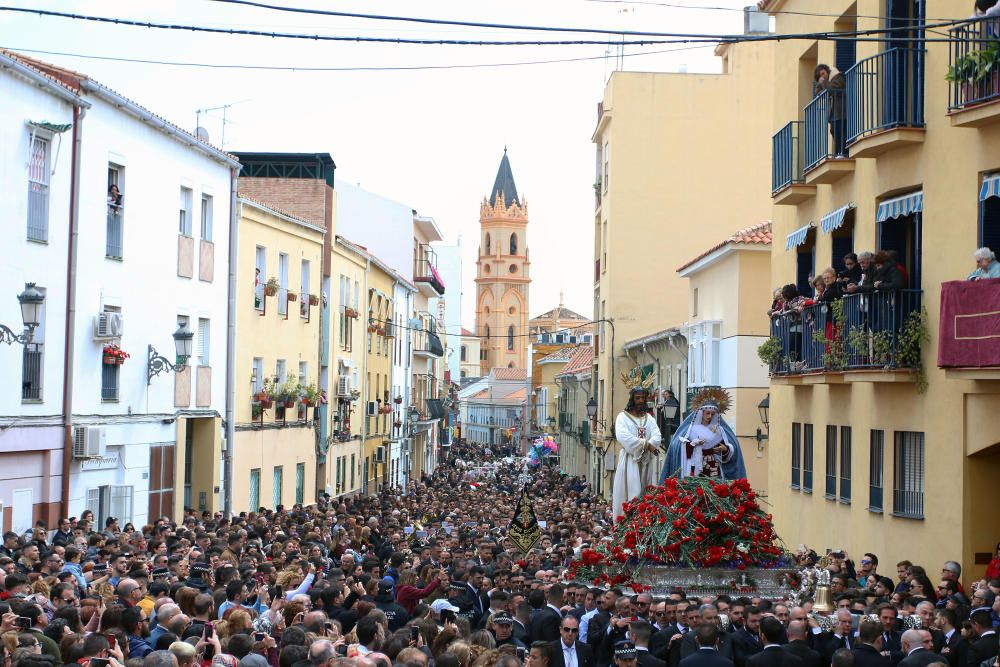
[661,388,747,482]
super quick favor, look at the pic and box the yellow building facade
[591,39,776,490]
[328,238,369,498]
[557,346,595,482]
[231,198,324,513]
[362,252,395,495]
[764,0,1000,581]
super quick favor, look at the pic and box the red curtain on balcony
[938,278,1000,367]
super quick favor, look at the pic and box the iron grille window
[27,136,50,242]
[839,426,852,503]
[893,431,924,519]
[791,422,801,489]
[272,466,283,509]
[295,463,305,504]
[869,430,884,512]
[825,425,838,499]
[249,469,260,511]
[106,203,124,259]
[802,424,814,492]
[101,362,119,401]
[21,344,42,400]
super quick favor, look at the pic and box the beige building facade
[591,37,776,491]
[764,0,1000,581]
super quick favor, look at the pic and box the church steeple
[489,148,520,208]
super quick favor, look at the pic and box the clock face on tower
[477,150,530,373]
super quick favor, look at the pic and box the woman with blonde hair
[449,641,472,667]
[226,609,253,636]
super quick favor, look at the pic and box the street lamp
[586,397,597,420]
[662,393,680,421]
[758,394,770,431]
[0,283,45,346]
[146,322,194,385]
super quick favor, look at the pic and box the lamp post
[755,394,769,452]
[0,283,45,346]
[146,322,194,385]
[662,391,680,440]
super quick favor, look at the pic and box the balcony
[414,331,444,358]
[414,246,445,297]
[771,121,815,204]
[803,89,855,184]
[948,17,1000,127]
[939,278,1000,380]
[767,290,924,385]
[106,204,124,259]
[845,48,925,158]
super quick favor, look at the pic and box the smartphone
[106,634,117,649]
[15,617,31,630]
[516,647,526,661]
[206,623,215,638]
[410,626,419,641]
[336,645,348,657]
[90,659,111,667]
[253,633,266,642]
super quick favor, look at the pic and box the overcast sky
[1,0,752,329]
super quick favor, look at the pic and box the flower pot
[260,399,273,409]
[309,294,320,306]
[283,399,296,409]
[394,397,402,404]
[254,391,268,402]
[103,355,117,366]
[287,292,297,302]
[301,398,312,407]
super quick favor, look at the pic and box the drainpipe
[360,256,370,494]
[222,170,238,518]
[60,104,85,519]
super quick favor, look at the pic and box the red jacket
[396,578,440,614]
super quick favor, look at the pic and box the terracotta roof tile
[556,346,594,378]
[538,347,578,363]
[461,328,475,336]
[676,221,772,273]
[491,367,527,381]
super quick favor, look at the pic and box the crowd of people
[0,440,996,667]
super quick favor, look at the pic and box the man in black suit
[679,606,735,663]
[587,590,619,654]
[897,629,941,667]
[550,615,595,667]
[531,585,564,644]
[783,620,821,667]
[465,566,489,626]
[851,619,892,667]
[965,609,998,667]
[876,603,904,664]
[820,609,856,665]
[630,621,666,667]
[934,608,966,667]
[678,625,733,667]
[731,606,763,667]
[747,617,803,667]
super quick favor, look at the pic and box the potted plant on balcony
[300,383,319,407]
[394,395,403,405]
[102,344,130,366]
[286,291,297,302]
[309,294,320,306]
[278,381,301,408]
[756,336,783,373]
[947,52,979,103]
[974,41,1000,100]
[255,378,276,409]
[345,306,358,318]
[264,277,279,297]
[252,404,263,420]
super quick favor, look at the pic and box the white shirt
[562,641,576,667]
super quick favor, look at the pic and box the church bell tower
[476,150,531,374]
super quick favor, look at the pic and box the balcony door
[878,213,922,289]
[884,0,925,128]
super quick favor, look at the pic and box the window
[877,205,922,289]
[485,233,491,255]
[86,485,134,528]
[980,174,1000,252]
[792,423,802,489]
[295,462,305,504]
[839,426,852,503]
[21,286,45,401]
[102,357,119,401]
[510,233,517,255]
[603,141,609,194]
[147,443,175,520]
[275,359,287,385]
[197,318,210,366]
[200,194,213,241]
[825,425,837,499]
[252,357,264,394]
[687,321,722,387]
[300,259,311,319]
[507,326,514,351]
[272,466,283,508]
[106,164,124,259]
[869,430,884,512]
[27,135,50,242]
[278,253,289,317]
[692,288,698,318]
[350,453,356,488]
[802,423,814,492]
[893,431,924,519]
[461,346,467,362]
[179,187,193,236]
[254,246,266,312]
[298,361,308,386]
[249,469,260,511]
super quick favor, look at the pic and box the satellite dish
[195,126,210,143]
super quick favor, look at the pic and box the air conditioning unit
[375,446,386,463]
[337,375,353,397]
[94,312,124,339]
[72,426,106,459]
[366,401,378,416]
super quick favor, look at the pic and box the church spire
[489,148,520,208]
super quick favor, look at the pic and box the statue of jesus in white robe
[611,410,662,521]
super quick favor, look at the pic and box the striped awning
[876,191,923,222]
[980,174,1000,201]
[820,203,855,234]
[785,223,814,250]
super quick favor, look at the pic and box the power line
[0,43,713,73]
[370,315,602,339]
[0,7,972,45]
[579,0,955,23]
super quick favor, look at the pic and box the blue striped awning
[876,191,923,222]
[785,224,814,250]
[820,203,855,234]
[980,174,1000,201]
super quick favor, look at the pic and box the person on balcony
[845,251,876,294]
[972,0,1000,19]
[968,247,1000,280]
[837,253,862,287]
[818,269,845,304]
[814,64,847,158]
[766,287,785,319]
[108,184,123,210]
[873,252,905,291]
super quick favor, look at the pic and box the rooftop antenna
[194,99,250,149]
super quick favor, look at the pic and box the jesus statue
[611,386,662,521]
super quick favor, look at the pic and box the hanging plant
[309,294,320,306]
[345,306,358,319]
[102,344,130,366]
[264,277,279,296]
[286,291,298,303]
